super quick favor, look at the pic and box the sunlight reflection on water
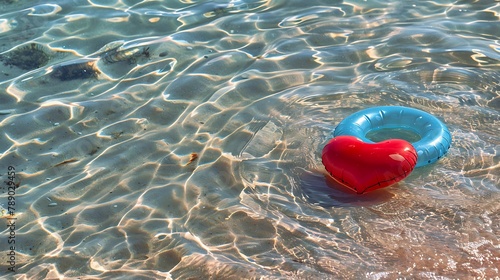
[0,0,499,279]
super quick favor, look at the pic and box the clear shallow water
[0,0,499,279]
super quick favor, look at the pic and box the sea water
[0,0,498,279]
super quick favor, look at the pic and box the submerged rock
[0,43,51,71]
[50,60,101,81]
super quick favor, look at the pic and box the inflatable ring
[333,106,452,167]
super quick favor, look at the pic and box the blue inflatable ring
[333,106,451,167]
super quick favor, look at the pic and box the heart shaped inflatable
[322,136,418,194]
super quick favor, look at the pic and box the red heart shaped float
[322,136,417,194]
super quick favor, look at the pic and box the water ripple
[0,0,499,278]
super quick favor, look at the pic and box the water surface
[0,0,499,279]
